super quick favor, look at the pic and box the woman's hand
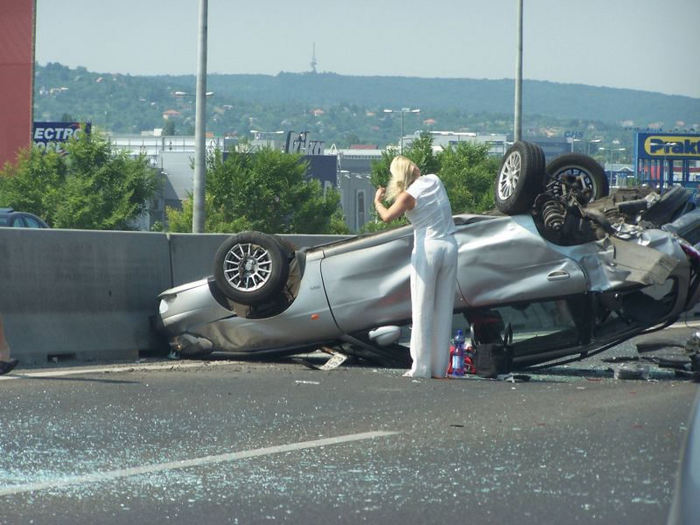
[374,189,415,223]
[374,186,386,204]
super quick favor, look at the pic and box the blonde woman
[374,156,458,378]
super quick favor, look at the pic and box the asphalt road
[0,324,698,524]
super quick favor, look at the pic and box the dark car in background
[0,208,49,228]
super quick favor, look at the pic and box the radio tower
[310,43,317,74]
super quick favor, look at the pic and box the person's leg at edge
[0,314,18,375]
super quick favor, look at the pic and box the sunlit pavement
[0,323,698,524]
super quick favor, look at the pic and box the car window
[464,299,580,356]
[22,215,43,228]
[12,216,26,227]
[500,300,579,354]
[0,217,8,226]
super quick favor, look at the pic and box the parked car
[156,142,700,370]
[0,208,49,228]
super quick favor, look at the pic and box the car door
[320,227,415,333]
[453,214,589,308]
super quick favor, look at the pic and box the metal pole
[400,111,405,154]
[192,0,208,233]
[514,0,523,142]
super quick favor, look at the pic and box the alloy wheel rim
[498,151,521,200]
[223,242,272,292]
[552,167,597,202]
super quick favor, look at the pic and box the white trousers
[407,233,458,378]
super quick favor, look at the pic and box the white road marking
[0,360,239,381]
[0,430,398,496]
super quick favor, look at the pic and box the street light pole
[587,138,601,156]
[514,0,523,142]
[615,147,626,164]
[192,0,208,233]
[400,110,406,154]
[383,108,420,154]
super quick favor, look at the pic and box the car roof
[0,208,49,228]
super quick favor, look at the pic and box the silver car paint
[184,256,343,353]
[453,215,588,307]
[158,278,232,332]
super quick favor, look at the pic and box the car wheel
[495,141,546,214]
[546,153,609,203]
[213,231,291,305]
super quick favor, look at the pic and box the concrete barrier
[0,228,172,364]
[0,227,348,365]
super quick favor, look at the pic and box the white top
[405,174,456,240]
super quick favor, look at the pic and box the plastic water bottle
[451,329,466,377]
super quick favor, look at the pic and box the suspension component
[542,199,566,231]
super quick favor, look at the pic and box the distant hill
[161,71,699,127]
[34,63,699,149]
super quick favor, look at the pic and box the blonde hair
[386,156,419,202]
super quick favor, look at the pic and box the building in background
[402,131,509,158]
[109,131,351,231]
[330,145,383,232]
[248,130,285,151]
[634,131,700,190]
[525,136,571,162]
[0,0,35,167]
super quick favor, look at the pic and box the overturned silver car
[156,142,700,369]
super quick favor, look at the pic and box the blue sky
[35,0,700,98]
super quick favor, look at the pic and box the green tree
[367,133,441,231]
[365,135,499,231]
[166,147,349,234]
[437,141,499,213]
[370,132,439,191]
[0,131,160,230]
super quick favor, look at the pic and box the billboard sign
[636,132,700,161]
[32,122,92,153]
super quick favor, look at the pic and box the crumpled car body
[157,209,699,369]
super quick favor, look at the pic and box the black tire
[494,141,546,214]
[213,231,290,305]
[545,153,609,202]
[273,235,297,257]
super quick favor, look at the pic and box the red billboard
[0,0,35,168]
